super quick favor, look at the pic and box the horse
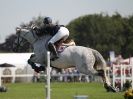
[13,27,117,92]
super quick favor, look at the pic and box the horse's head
[13,27,37,52]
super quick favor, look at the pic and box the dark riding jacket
[35,24,61,36]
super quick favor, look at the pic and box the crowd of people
[32,67,97,83]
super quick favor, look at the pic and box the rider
[33,17,69,60]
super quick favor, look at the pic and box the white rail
[46,51,51,99]
[112,64,133,90]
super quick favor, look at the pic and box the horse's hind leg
[92,49,117,92]
[97,69,118,92]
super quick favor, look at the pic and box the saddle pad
[57,45,68,53]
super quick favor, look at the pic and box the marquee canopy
[0,53,33,67]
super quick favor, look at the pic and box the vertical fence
[112,64,133,90]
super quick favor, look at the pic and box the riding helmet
[43,17,52,24]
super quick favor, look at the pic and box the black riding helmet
[43,17,52,24]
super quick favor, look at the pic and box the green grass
[0,82,124,99]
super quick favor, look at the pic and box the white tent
[0,53,33,68]
[0,53,34,84]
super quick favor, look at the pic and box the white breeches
[48,27,69,44]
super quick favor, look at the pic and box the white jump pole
[46,51,51,99]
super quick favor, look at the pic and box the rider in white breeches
[33,17,69,60]
[48,26,69,44]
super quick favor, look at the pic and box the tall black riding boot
[48,43,59,60]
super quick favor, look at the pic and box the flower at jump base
[124,88,133,99]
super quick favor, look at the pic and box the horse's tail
[91,49,107,70]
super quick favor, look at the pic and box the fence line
[112,64,133,90]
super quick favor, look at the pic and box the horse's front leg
[97,70,118,92]
[28,54,46,73]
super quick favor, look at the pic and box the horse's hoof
[0,86,7,92]
[109,86,118,92]
[104,83,118,92]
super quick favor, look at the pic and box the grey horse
[13,27,117,92]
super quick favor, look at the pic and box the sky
[0,0,133,43]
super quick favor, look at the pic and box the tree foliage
[67,13,133,58]
[0,16,44,53]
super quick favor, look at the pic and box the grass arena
[0,82,123,99]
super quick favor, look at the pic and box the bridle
[13,27,38,52]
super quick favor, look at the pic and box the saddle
[48,38,75,61]
[55,38,76,53]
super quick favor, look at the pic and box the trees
[67,13,133,58]
[0,16,44,53]
[0,34,16,52]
